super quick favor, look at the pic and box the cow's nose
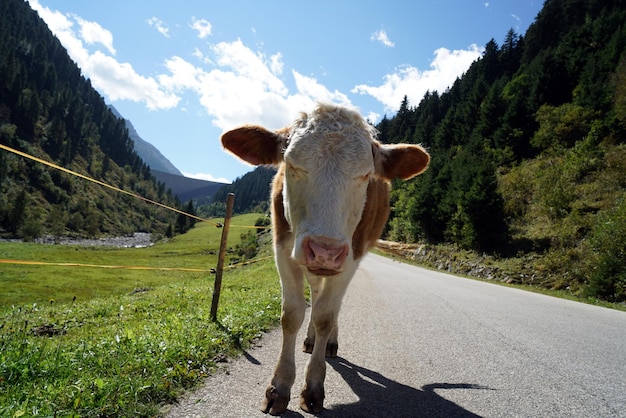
[302,237,349,273]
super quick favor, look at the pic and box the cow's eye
[287,163,306,178]
[354,173,371,182]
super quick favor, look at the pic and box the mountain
[106,105,224,202]
[0,0,180,238]
[198,167,275,216]
[152,169,224,203]
[107,105,183,176]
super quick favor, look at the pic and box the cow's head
[221,103,429,276]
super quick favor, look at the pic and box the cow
[221,103,430,415]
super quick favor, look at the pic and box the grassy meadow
[0,215,281,417]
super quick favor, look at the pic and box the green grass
[0,214,265,306]
[496,143,626,302]
[0,215,281,417]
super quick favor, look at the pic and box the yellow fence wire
[0,256,273,271]
[0,143,270,272]
[0,143,262,229]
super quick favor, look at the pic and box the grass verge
[0,216,280,417]
[375,241,626,311]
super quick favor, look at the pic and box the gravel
[2,232,154,248]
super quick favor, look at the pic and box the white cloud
[84,51,179,109]
[191,17,212,39]
[511,14,522,31]
[365,111,380,124]
[155,41,299,130]
[147,17,170,38]
[192,48,204,60]
[76,17,116,55]
[29,1,359,131]
[28,0,179,110]
[195,40,300,130]
[159,56,203,92]
[211,39,287,95]
[182,171,231,183]
[352,44,483,111]
[293,71,352,108]
[371,30,395,48]
[270,52,284,75]
[171,40,360,131]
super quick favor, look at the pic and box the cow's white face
[220,103,430,277]
[283,111,376,275]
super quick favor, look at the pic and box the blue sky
[28,0,542,183]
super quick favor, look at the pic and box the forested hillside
[108,105,183,176]
[198,167,275,217]
[0,0,181,239]
[382,0,626,301]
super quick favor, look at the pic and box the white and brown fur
[221,103,429,415]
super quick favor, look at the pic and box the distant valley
[108,106,228,203]
[151,170,224,203]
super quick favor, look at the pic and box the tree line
[198,167,275,217]
[382,0,626,300]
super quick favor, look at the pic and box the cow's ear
[221,125,285,166]
[374,143,430,180]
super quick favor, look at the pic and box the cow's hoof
[303,338,314,354]
[302,339,338,358]
[261,385,290,415]
[300,386,325,414]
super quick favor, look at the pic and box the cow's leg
[303,274,339,357]
[299,270,354,414]
[302,274,320,354]
[261,247,305,415]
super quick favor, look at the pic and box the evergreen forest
[0,0,185,239]
[382,0,626,302]
[199,167,275,217]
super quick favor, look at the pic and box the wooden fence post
[210,193,235,322]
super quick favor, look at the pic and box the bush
[585,196,626,302]
[254,216,271,234]
[236,230,259,260]
[19,217,42,241]
[537,161,575,220]
[532,104,598,150]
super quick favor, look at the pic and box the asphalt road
[165,253,626,417]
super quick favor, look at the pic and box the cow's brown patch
[352,179,391,260]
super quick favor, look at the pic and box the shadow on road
[319,357,489,417]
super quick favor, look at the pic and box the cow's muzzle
[302,236,349,276]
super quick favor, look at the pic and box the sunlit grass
[0,214,265,306]
[0,215,281,417]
